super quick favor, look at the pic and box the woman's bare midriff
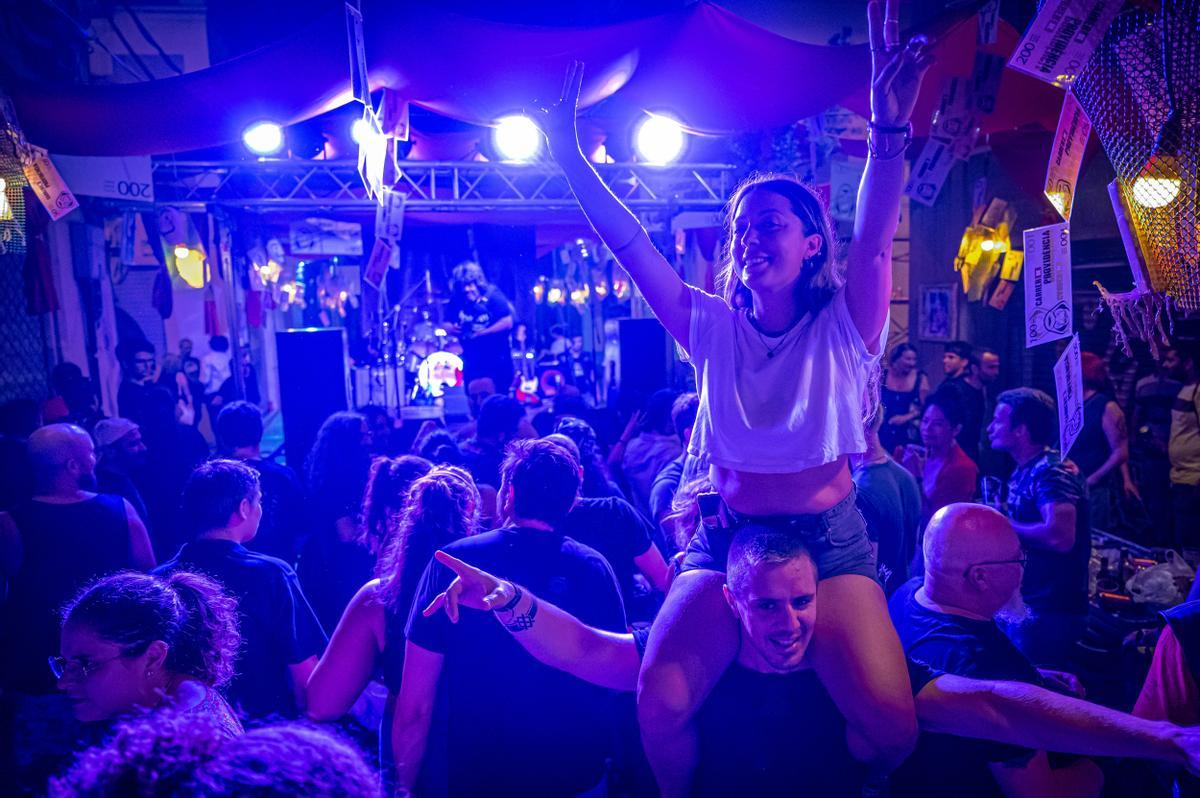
[713,456,853,515]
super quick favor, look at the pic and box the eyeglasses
[964,552,1028,577]
[48,653,126,681]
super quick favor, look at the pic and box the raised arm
[422,550,640,690]
[845,0,933,349]
[535,63,691,347]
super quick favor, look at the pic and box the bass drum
[415,351,465,399]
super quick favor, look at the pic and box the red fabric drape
[10,3,1062,157]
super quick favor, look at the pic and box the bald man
[0,425,154,693]
[890,503,1096,795]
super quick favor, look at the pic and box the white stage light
[243,121,284,156]
[493,115,542,162]
[351,117,371,145]
[635,114,685,165]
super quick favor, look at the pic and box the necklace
[748,311,805,359]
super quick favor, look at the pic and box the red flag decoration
[203,284,221,336]
[22,189,58,314]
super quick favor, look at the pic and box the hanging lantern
[1073,0,1200,351]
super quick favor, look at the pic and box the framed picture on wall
[919,284,956,341]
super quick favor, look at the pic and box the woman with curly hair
[298,411,373,632]
[306,466,479,771]
[52,570,241,736]
[50,711,381,798]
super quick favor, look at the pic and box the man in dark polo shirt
[154,459,326,719]
[216,401,307,565]
[987,388,1090,668]
[395,438,626,798]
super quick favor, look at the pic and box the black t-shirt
[693,664,864,798]
[1006,449,1090,615]
[889,579,1043,798]
[243,457,307,566]
[1072,393,1113,479]
[154,539,327,719]
[117,379,154,426]
[406,526,627,798]
[558,351,597,395]
[1,494,134,694]
[451,285,514,387]
[559,496,655,612]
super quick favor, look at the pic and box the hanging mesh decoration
[1072,0,1200,353]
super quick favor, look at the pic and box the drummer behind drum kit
[363,285,466,410]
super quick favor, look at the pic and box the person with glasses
[52,570,242,737]
[890,503,1093,795]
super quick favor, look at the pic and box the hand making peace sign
[868,0,935,127]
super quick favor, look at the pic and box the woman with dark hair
[306,466,479,777]
[298,411,373,633]
[880,342,931,453]
[447,261,516,392]
[53,570,241,736]
[535,9,932,788]
[899,390,979,527]
[358,455,434,557]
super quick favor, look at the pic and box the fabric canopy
[11,2,1062,157]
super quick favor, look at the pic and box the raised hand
[868,0,934,126]
[422,550,515,624]
[528,60,585,159]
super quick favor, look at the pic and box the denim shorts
[679,487,877,581]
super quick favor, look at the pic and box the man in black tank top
[0,424,155,794]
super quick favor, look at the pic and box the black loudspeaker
[275,328,349,470]
[618,317,672,414]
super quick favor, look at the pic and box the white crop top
[682,284,886,474]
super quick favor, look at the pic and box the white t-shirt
[201,350,233,394]
[682,284,885,475]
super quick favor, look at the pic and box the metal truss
[151,159,739,213]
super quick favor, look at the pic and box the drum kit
[363,285,465,409]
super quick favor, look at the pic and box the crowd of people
[5,7,1200,796]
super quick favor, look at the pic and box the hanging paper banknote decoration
[1023,222,1073,348]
